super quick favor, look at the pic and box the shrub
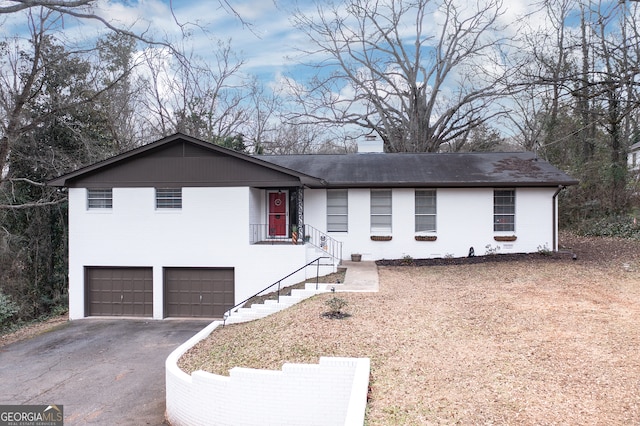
[484,244,501,255]
[574,215,640,239]
[323,296,350,319]
[537,244,552,256]
[325,296,348,314]
[0,291,18,330]
[401,255,414,265]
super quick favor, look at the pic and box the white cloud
[0,0,574,110]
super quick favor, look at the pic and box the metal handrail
[249,224,304,245]
[302,224,343,263]
[223,256,328,324]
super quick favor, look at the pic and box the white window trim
[415,189,437,233]
[327,189,348,232]
[156,188,182,210]
[494,189,515,233]
[87,188,113,210]
[370,189,392,234]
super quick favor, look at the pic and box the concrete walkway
[334,260,379,292]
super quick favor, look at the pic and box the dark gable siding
[65,141,302,188]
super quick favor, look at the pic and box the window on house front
[371,189,392,233]
[156,188,182,209]
[415,190,436,232]
[87,189,112,209]
[327,189,348,232]
[494,189,515,232]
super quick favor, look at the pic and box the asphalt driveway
[0,319,211,425]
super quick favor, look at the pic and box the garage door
[85,267,153,317]
[164,268,235,318]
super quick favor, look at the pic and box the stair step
[290,289,323,298]
[224,280,334,325]
[278,295,302,304]
[251,303,277,312]
[304,283,331,291]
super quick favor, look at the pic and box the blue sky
[3,0,624,89]
[4,0,625,143]
[0,0,323,88]
[0,0,579,91]
[0,0,552,87]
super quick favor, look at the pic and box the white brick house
[48,133,577,320]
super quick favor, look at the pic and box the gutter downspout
[552,185,566,251]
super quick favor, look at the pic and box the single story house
[48,133,578,320]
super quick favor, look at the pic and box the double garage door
[85,267,234,318]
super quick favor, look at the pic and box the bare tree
[587,0,640,211]
[258,121,325,154]
[288,0,511,152]
[0,9,130,186]
[138,39,252,142]
[510,0,640,218]
[503,0,579,154]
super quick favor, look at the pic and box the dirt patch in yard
[179,233,640,424]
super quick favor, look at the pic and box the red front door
[268,192,287,237]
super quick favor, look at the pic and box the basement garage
[85,267,153,317]
[164,267,235,318]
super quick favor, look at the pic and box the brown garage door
[85,267,153,317]
[164,268,234,318]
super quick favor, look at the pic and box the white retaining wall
[166,320,370,426]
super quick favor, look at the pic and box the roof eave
[47,133,325,187]
[312,180,579,189]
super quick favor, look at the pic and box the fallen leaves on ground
[179,233,640,425]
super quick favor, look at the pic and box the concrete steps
[224,283,329,325]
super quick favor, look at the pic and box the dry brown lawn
[179,233,640,425]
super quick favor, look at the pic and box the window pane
[415,190,436,232]
[494,191,515,204]
[327,215,348,231]
[156,188,182,209]
[494,205,515,215]
[87,189,112,209]
[371,190,392,214]
[493,189,515,232]
[327,205,347,215]
[415,190,436,214]
[327,189,348,232]
[371,215,391,228]
[327,190,347,207]
[416,215,436,232]
[494,216,515,232]
[371,190,392,232]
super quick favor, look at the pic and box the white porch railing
[302,224,343,264]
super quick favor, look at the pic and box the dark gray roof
[257,151,578,188]
[48,133,577,189]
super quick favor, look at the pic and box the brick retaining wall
[165,320,370,426]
